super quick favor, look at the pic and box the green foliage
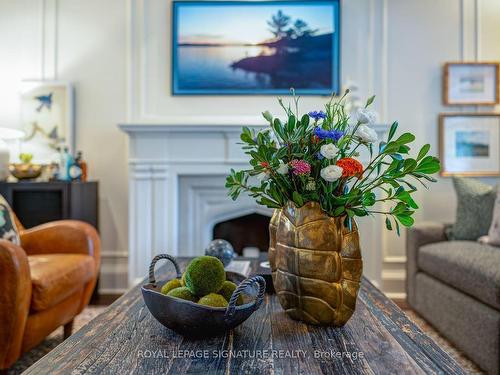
[225,91,440,233]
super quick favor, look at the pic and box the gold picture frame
[443,62,500,105]
[439,113,500,176]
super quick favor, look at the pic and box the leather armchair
[0,219,100,371]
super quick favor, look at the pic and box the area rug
[9,306,483,374]
[9,306,107,374]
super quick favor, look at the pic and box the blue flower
[316,152,324,160]
[314,127,345,141]
[308,111,327,121]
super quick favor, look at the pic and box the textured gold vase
[268,201,363,326]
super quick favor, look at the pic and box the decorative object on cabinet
[439,113,500,176]
[443,62,499,105]
[0,127,25,181]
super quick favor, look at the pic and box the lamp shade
[0,127,25,140]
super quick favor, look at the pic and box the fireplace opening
[212,213,271,255]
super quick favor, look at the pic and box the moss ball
[198,293,228,308]
[218,281,243,305]
[185,256,226,296]
[166,287,198,302]
[161,278,182,295]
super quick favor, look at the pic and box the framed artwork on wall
[443,62,499,105]
[171,0,340,95]
[439,113,500,176]
[20,81,75,163]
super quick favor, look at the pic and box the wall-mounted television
[172,0,340,95]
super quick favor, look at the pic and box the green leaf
[333,206,345,216]
[292,191,304,207]
[403,159,417,173]
[417,144,430,161]
[258,197,281,209]
[387,121,398,141]
[301,114,310,127]
[396,214,414,227]
[287,115,296,133]
[385,216,392,231]
[365,95,376,107]
[395,133,415,145]
[415,156,440,174]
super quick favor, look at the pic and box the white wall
[0,0,129,293]
[1,0,499,295]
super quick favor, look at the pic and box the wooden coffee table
[25,258,466,374]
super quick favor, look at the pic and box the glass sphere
[205,239,235,266]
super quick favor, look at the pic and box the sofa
[407,223,500,374]
[0,218,100,372]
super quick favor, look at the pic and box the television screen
[172,0,340,95]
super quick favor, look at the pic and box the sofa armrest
[0,240,32,369]
[19,220,101,270]
[406,222,447,307]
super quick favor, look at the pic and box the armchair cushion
[29,254,95,311]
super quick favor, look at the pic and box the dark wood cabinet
[0,181,98,229]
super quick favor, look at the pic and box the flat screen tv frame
[171,0,341,96]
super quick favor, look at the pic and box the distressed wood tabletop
[25,258,466,375]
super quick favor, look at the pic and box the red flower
[336,158,363,177]
[290,159,311,175]
[260,161,269,168]
[311,135,321,144]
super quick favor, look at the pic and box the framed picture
[443,62,499,105]
[439,113,500,176]
[172,0,340,95]
[20,81,75,163]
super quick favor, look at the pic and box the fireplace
[120,123,386,287]
[213,213,271,255]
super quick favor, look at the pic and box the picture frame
[20,80,75,163]
[171,0,341,96]
[439,113,500,176]
[443,62,499,105]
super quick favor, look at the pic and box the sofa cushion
[447,177,497,241]
[28,254,95,311]
[418,241,500,310]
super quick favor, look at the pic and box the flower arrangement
[226,91,440,234]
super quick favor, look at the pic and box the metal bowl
[9,163,43,180]
[141,254,266,338]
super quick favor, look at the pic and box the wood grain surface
[25,258,466,375]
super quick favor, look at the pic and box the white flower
[306,179,316,191]
[355,124,378,143]
[320,143,338,160]
[256,172,269,182]
[356,108,377,125]
[276,161,288,175]
[320,165,343,182]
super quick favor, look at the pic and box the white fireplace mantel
[120,122,385,287]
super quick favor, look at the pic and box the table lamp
[0,127,25,180]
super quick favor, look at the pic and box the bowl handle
[225,276,266,321]
[148,254,182,286]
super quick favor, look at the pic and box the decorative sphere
[205,239,235,266]
[184,256,226,296]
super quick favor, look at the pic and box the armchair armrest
[0,240,31,369]
[20,220,101,270]
[406,222,447,307]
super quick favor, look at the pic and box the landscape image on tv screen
[172,1,340,95]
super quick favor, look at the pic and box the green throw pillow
[448,177,497,241]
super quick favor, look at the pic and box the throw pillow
[448,177,497,241]
[485,191,500,246]
[0,195,20,245]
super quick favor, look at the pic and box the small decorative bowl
[141,254,266,338]
[9,163,43,180]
